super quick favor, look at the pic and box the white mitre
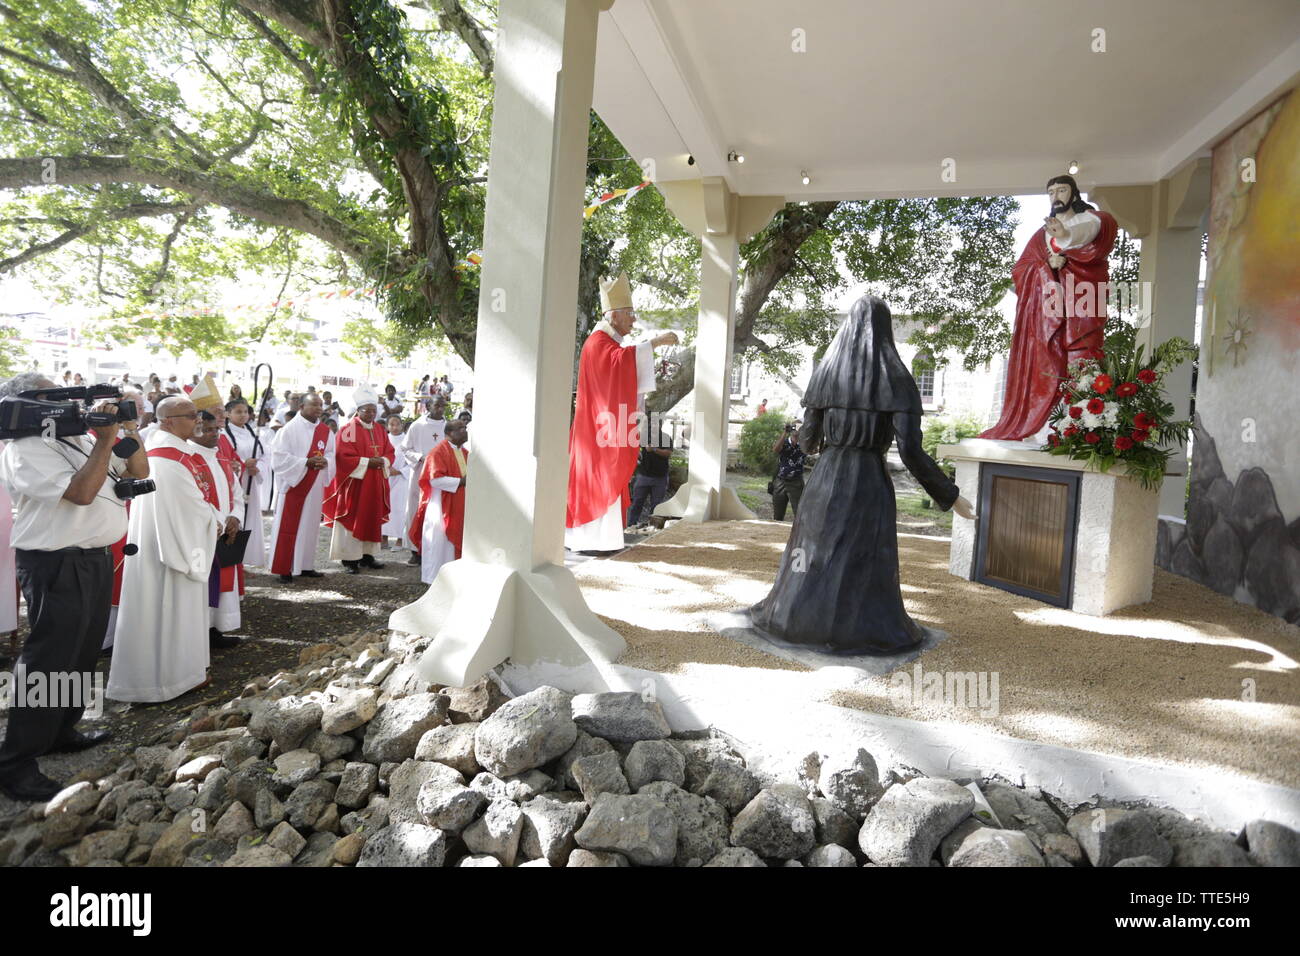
[353,385,379,409]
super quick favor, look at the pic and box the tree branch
[145,205,202,300]
[0,155,375,265]
[433,0,493,77]
[231,5,322,93]
[1,200,193,274]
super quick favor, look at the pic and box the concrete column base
[391,559,627,687]
[653,479,755,522]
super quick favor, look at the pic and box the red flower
[1133,412,1154,429]
[1068,405,1083,420]
[1114,435,1134,451]
[1081,348,1104,362]
[1086,397,1105,414]
[1093,374,1113,394]
[1048,434,1061,448]
[1132,428,1151,443]
[1084,431,1101,444]
[1116,382,1138,398]
[1063,425,1080,438]
[1137,368,1157,384]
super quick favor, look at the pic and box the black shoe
[278,574,294,583]
[406,552,420,566]
[342,561,360,575]
[210,629,241,649]
[48,728,112,754]
[0,767,62,802]
[359,554,385,569]
[299,570,324,578]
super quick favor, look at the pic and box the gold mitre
[599,273,634,313]
[191,373,221,411]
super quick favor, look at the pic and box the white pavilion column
[1095,159,1209,519]
[391,0,625,686]
[655,181,783,522]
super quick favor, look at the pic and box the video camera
[0,384,137,441]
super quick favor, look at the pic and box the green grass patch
[896,492,953,530]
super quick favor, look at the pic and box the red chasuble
[566,328,641,528]
[410,439,469,557]
[324,417,395,543]
[981,210,1118,440]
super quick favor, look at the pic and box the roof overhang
[593,0,1300,200]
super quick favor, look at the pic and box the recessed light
[800,169,810,185]
[1068,160,1080,175]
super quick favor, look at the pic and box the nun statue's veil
[803,295,921,415]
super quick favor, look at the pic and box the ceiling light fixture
[1068,160,1080,175]
[727,150,745,164]
[686,154,695,166]
[800,169,810,185]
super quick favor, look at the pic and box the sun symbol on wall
[1223,310,1253,367]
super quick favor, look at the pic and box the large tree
[0,0,1021,410]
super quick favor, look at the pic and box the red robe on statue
[981,209,1118,440]
[566,328,641,528]
[411,439,469,557]
[323,418,395,543]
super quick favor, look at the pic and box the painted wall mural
[1155,89,1300,624]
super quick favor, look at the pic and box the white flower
[1081,411,1103,429]
[1102,403,1119,428]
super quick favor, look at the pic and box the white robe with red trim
[267,415,336,574]
[108,430,223,703]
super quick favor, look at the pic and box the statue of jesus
[981,174,1117,441]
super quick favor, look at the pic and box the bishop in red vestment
[982,174,1117,441]
[565,273,678,552]
[323,386,395,573]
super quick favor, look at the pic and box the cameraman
[770,420,807,521]
[0,372,148,802]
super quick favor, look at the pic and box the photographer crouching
[0,372,150,801]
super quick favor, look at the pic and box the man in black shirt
[626,418,674,528]
[771,421,806,521]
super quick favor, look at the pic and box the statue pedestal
[937,439,1159,616]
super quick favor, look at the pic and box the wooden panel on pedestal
[974,463,1081,607]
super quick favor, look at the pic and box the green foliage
[739,410,789,474]
[921,414,986,475]
[828,197,1019,371]
[0,326,30,377]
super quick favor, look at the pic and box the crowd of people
[0,368,472,801]
[0,274,690,803]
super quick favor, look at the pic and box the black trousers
[0,547,111,778]
[772,476,804,521]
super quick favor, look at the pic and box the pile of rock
[1,630,1297,868]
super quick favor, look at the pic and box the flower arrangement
[1043,332,1197,490]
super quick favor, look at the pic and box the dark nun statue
[750,295,975,655]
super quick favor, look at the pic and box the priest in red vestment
[323,386,395,574]
[982,174,1117,442]
[565,273,679,553]
[411,419,470,584]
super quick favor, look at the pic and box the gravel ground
[573,519,1300,789]
[0,517,425,814]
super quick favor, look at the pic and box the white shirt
[0,434,129,550]
[1045,209,1101,252]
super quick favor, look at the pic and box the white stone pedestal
[938,439,1160,616]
